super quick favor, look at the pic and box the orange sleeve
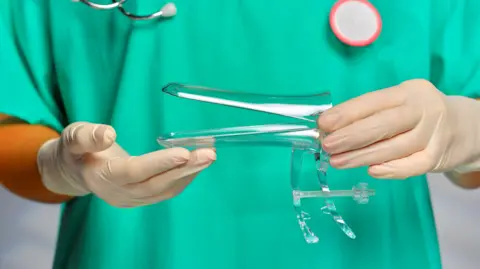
[0,115,72,203]
[452,171,480,189]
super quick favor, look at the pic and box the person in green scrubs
[2,0,480,268]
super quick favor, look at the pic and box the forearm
[0,115,72,203]
[445,171,480,189]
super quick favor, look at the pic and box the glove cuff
[446,96,480,174]
[452,159,480,174]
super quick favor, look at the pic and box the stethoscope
[74,0,381,47]
[72,0,177,20]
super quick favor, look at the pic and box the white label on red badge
[330,0,382,47]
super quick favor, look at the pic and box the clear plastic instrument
[157,83,376,243]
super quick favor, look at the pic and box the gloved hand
[317,79,480,179]
[37,122,216,207]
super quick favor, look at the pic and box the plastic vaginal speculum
[157,83,376,243]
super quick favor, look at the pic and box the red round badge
[329,0,382,47]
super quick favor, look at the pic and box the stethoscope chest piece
[330,0,382,47]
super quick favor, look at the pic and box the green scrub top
[2,0,480,268]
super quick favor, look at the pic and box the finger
[98,149,214,206]
[323,105,420,154]
[126,148,215,196]
[329,130,426,169]
[317,85,406,133]
[368,151,435,179]
[104,147,195,185]
[62,122,116,155]
[132,172,199,204]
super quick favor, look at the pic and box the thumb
[61,122,117,155]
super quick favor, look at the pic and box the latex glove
[317,79,480,179]
[37,122,216,207]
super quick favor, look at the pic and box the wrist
[37,138,90,196]
[446,96,480,174]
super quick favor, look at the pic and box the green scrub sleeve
[0,1,64,132]
[430,1,480,98]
